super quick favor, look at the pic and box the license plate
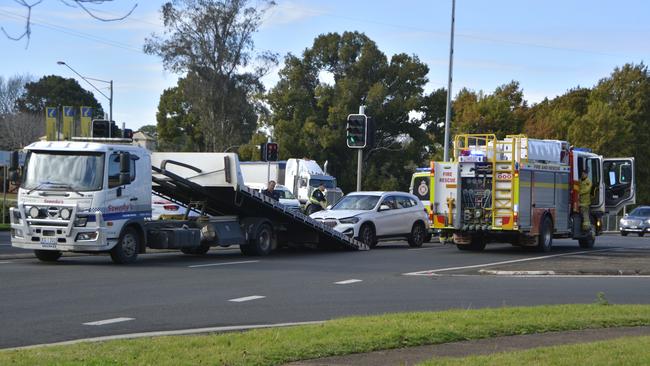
[40,237,57,245]
[631,226,638,229]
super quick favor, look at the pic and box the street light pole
[443,0,456,162]
[57,61,113,137]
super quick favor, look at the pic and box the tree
[452,81,528,139]
[3,1,137,47]
[524,87,590,139]
[0,112,43,150]
[0,74,32,116]
[145,0,276,152]
[265,31,431,192]
[16,75,104,117]
[155,84,201,152]
[137,125,157,136]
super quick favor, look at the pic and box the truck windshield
[309,178,336,189]
[331,195,380,210]
[23,151,105,192]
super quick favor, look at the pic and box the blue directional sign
[81,107,93,117]
[64,106,75,117]
[46,107,58,118]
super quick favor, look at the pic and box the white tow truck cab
[9,139,366,264]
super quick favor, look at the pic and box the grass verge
[3,304,650,365]
[421,335,650,365]
[0,223,9,231]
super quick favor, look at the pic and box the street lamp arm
[57,62,110,101]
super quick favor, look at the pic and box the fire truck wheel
[620,231,628,236]
[579,234,595,248]
[408,222,426,247]
[537,216,553,252]
[424,233,433,243]
[110,227,140,264]
[34,250,62,262]
[358,224,377,248]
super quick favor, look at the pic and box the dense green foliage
[16,75,104,117]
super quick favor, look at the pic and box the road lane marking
[188,260,259,268]
[403,248,618,276]
[83,317,134,326]
[228,295,265,302]
[4,321,325,350]
[0,261,12,264]
[334,279,362,285]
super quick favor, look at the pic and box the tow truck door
[602,158,635,214]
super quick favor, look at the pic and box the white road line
[403,248,617,276]
[4,321,325,351]
[83,317,134,326]
[228,295,265,302]
[334,279,362,285]
[0,261,12,264]
[188,260,259,268]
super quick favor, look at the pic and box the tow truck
[8,137,367,264]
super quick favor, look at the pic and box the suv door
[374,195,401,236]
[603,158,635,214]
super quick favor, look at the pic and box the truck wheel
[357,224,377,248]
[638,233,645,237]
[578,233,595,249]
[457,236,486,251]
[110,227,140,264]
[537,216,553,252]
[240,223,273,256]
[34,250,62,262]
[424,233,433,243]
[408,222,426,248]
[621,231,628,236]
[181,244,210,255]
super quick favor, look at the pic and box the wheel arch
[119,219,146,253]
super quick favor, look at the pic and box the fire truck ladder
[492,135,529,229]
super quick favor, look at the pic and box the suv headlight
[339,217,360,224]
[620,219,627,225]
[646,219,650,225]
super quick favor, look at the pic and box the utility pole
[443,0,456,162]
[357,105,365,192]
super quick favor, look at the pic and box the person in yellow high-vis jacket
[579,171,592,231]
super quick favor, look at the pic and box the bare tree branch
[2,0,137,47]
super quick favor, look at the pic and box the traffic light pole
[356,105,365,192]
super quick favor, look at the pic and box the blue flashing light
[573,147,592,153]
[416,167,431,172]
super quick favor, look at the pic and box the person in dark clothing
[262,180,280,200]
[306,183,327,214]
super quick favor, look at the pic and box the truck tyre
[621,231,628,236]
[537,216,553,252]
[457,236,486,251]
[34,250,62,262]
[424,233,433,243]
[358,223,377,248]
[240,223,274,256]
[110,227,140,264]
[578,234,595,249]
[638,233,645,237]
[181,244,210,255]
[408,222,426,248]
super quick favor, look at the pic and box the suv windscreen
[332,195,380,210]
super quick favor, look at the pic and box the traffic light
[260,142,279,161]
[266,142,278,161]
[91,119,110,137]
[346,114,367,148]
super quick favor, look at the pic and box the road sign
[81,106,93,117]
[64,106,75,117]
[46,107,58,118]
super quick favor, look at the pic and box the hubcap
[122,233,137,257]
[362,227,372,244]
[258,229,270,251]
[414,225,423,242]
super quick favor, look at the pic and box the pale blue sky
[0,1,647,130]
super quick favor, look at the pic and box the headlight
[646,219,650,225]
[28,206,40,218]
[74,217,88,227]
[59,208,72,220]
[620,219,627,225]
[339,217,360,224]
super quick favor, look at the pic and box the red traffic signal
[260,142,279,161]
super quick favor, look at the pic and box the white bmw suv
[310,191,429,248]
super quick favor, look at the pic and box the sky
[0,0,648,131]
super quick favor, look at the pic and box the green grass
[420,335,650,365]
[0,223,9,231]
[2,304,650,366]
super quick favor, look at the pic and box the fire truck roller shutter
[554,172,570,231]
[519,170,532,228]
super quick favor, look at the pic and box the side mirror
[8,151,19,183]
[326,205,332,210]
[624,213,629,217]
[379,204,390,211]
[119,152,131,185]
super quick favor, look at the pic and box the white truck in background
[240,158,344,208]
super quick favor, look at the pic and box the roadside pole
[356,105,365,192]
[2,167,6,224]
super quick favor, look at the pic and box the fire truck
[428,134,635,251]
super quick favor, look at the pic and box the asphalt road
[1,235,649,349]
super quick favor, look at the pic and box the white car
[151,195,199,220]
[309,191,429,248]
